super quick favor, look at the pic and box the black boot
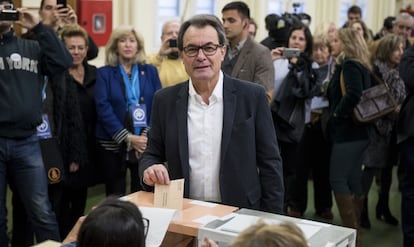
[360,197,371,229]
[376,193,399,226]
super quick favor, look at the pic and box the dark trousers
[58,186,87,238]
[291,121,333,214]
[127,160,142,193]
[96,145,126,196]
[330,139,369,195]
[278,139,300,213]
[400,137,414,247]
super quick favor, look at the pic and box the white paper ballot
[139,206,178,247]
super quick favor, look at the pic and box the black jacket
[398,45,414,139]
[0,24,72,138]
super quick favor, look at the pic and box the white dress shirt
[187,71,224,202]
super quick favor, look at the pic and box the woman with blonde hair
[95,25,162,196]
[326,27,373,247]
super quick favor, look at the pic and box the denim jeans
[0,134,60,246]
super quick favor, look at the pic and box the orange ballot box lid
[124,191,238,237]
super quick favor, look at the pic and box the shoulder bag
[340,70,398,124]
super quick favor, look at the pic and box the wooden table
[126,191,238,237]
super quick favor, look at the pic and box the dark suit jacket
[140,74,284,213]
[398,45,414,138]
[224,35,275,92]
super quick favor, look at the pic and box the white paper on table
[190,200,218,208]
[193,215,220,225]
[139,206,178,247]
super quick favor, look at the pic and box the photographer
[22,0,98,60]
[146,19,188,87]
[270,23,319,214]
[0,0,72,246]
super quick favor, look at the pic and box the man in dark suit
[221,1,274,99]
[139,14,284,214]
[399,44,414,247]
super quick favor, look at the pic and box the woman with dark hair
[327,27,373,247]
[270,23,319,214]
[95,25,162,196]
[360,34,405,228]
[289,33,335,220]
[62,198,147,247]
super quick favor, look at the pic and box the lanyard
[119,64,140,105]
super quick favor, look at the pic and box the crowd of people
[1,0,414,246]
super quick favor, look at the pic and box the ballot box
[198,208,356,247]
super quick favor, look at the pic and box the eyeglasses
[182,44,223,57]
[398,25,412,31]
[143,217,150,239]
[0,3,13,10]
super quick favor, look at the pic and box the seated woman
[62,198,147,247]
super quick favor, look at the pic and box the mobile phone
[283,48,301,58]
[0,10,19,21]
[169,39,177,48]
[57,0,67,9]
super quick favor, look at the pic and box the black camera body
[169,39,177,48]
[57,0,67,8]
[0,10,19,21]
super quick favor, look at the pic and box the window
[267,0,306,15]
[268,0,284,14]
[155,0,179,48]
[195,0,214,15]
[157,0,179,16]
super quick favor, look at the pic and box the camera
[283,48,301,58]
[57,0,67,9]
[0,10,19,21]
[169,39,177,48]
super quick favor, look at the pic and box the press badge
[130,104,147,128]
[36,114,52,139]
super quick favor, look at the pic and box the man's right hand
[158,39,180,57]
[143,164,170,186]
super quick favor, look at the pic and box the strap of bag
[339,65,391,97]
[340,71,345,96]
[369,70,391,91]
